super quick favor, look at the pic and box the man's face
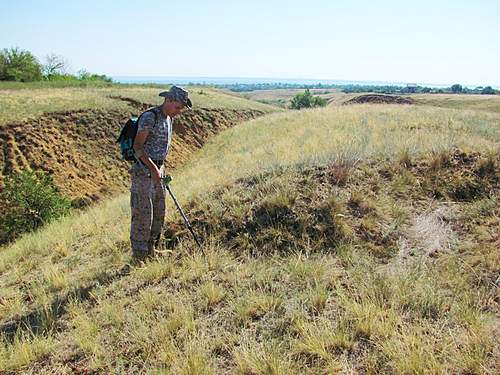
[164,100,185,118]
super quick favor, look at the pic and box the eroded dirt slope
[343,94,414,105]
[0,97,264,206]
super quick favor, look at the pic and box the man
[130,85,192,258]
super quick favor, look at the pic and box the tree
[481,86,495,95]
[451,84,463,93]
[290,89,327,109]
[290,89,312,109]
[43,53,69,78]
[0,47,43,81]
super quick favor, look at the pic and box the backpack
[116,108,159,161]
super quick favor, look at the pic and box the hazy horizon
[2,0,499,87]
[112,75,500,89]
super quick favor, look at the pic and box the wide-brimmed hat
[159,85,192,109]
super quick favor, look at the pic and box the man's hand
[163,175,173,185]
[150,166,161,183]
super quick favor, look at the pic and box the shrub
[0,170,71,243]
[76,69,113,83]
[290,89,327,109]
[0,47,43,82]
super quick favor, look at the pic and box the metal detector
[162,175,202,250]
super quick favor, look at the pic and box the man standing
[130,85,192,259]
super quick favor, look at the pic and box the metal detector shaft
[164,182,202,249]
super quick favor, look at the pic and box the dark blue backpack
[116,108,158,161]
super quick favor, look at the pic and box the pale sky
[1,0,499,87]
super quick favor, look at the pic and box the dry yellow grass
[410,93,500,113]
[0,103,498,373]
[242,88,343,107]
[173,104,500,201]
[241,89,500,113]
[0,86,280,127]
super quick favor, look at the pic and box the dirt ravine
[0,98,264,206]
[343,94,414,105]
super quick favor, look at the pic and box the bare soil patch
[343,94,414,105]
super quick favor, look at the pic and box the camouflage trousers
[130,164,166,255]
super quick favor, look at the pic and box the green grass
[0,104,498,373]
[0,80,116,90]
[0,85,280,127]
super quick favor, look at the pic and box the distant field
[0,85,280,127]
[240,88,500,113]
[241,88,344,107]
[408,93,500,113]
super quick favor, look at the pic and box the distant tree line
[449,83,496,95]
[212,82,498,95]
[0,47,113,83]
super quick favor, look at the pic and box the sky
[1,0,499,87]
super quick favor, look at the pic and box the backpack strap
[132,108,160,165]
[137,107,159,129]
[150,107,159,128]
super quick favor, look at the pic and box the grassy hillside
[0,85,280,127]
[174,104,499,199]
[0,104,498,373]
[0,85,280,213]
[409,93,500,114]
[240,88,500,113]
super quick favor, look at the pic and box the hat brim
[159,93,192,109]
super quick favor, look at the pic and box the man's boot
[148,233,162,256]
[131,249,150,265]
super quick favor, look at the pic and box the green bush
[0,47,43,82]
[0,170,71,243]
[290,89,328,109]
[76,69,113,83]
